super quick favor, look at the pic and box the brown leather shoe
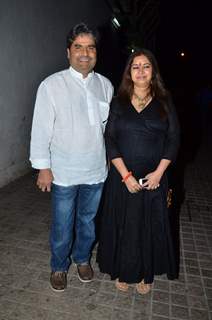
[50,271,67,291]
[77,264,93,283]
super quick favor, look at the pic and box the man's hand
[37,169,54,192]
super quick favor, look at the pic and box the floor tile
[1,144,212,319]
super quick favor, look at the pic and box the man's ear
[67,48,70,59]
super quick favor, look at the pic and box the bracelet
[122,171,132,182]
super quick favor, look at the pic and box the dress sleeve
[162,98,180,162]
[105,98,122,161]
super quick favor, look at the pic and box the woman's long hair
[117,48,170,114]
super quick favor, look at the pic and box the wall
[0,0,111,187]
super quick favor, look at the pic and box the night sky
[156,1,211,88]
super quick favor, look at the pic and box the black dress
[97,97,180,284]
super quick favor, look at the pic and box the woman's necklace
[133,92,151,110]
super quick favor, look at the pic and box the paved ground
[0,143,212,320]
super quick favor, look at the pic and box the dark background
[157,0,212,89]
[0,0,211,188]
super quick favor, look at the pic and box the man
[30,23,113,292]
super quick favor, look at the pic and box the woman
[97,49,180,294]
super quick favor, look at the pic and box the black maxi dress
[97,97,180,284]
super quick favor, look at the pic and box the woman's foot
[136,280,151,294]
[115,279,129,292]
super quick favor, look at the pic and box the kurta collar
[69,66,94,81]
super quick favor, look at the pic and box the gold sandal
[115,279,129,292]
[136,280,151,294]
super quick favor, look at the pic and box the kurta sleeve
[105,98,122,161]
[162,98,180,162]
[29,82,56,169]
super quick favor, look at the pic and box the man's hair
[66,22,99,49]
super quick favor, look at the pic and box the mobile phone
[139,178,148,185]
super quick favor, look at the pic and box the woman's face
[130,54,153,88]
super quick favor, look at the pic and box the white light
[131,49,135,53]
[180,52,185,57]
[112,17,121,28]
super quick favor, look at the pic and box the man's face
[67,33,97,78]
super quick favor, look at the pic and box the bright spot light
[111,17,121,28]
[131,49,135,53]
[180,52,185,57]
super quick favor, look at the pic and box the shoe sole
[77,273,93,283]
[49,283,66,292]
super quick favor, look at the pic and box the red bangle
[122,171,132,182]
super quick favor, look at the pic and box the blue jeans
[50,182,103,272]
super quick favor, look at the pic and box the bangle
[122,171,132,182]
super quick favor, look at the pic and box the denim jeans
[50,182,103,272]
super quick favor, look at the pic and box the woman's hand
[124,175,142,193]
[142,170,162,190]
[142,159,170,190]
